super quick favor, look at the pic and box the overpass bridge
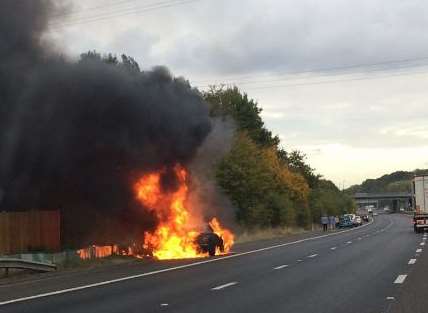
[353,192,413,211]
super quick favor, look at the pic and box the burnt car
[196,232,224,256]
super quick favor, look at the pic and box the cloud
[260,111,285,120]
[54,0,428,77]
[49,0,428,185]
[381,125,428,139]
[293,143,428,186]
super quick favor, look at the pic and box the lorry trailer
[413,175,428,233]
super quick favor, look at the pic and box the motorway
[0,213,424,313]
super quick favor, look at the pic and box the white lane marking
[416,248,422,253]
[358,237,362,240]
[330,247,337,250]
[211,282,238,290]
[408,259,417,265]
[274,264,289,270]
[160,303,169,307]
[346,241,352,244]
[394,275,408,284]
[386,296,395,300]
[0,219,375,306]
[297,259,303,262]
[307,254,318,258]
[420,242,425,246]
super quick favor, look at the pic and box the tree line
[346,169,428,194]
[203,86,355,229]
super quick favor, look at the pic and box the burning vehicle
[136,165,234,259]
[195,232,224,256]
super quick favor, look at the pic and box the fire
[136,165,234,260]
[77,245,119,260]
[76,164,234,261]
[209,217,234,254]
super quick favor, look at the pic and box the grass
[235,225,320,244]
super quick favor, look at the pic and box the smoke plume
[188,118,236,230]
[0,1,212,246]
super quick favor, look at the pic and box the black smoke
[0,1,212,247]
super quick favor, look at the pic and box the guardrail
[0,258,56,277]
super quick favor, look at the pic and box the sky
[47,0,428,187]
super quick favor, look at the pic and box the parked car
[339,216,353,228]
[344,214,356,223]
[353,215,362,226]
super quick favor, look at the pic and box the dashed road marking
[346,241,352,244]
[420,242,425,246]
[416,248,422,253]
[211,282,238,291]
[297,259,303,262]
[394,275,407,284]
[274,265,289,270]
[386,296,395,300]
[330,247,337,250]
[408,259,417,265]
[307,254,318,258]
[160,303,169,307]
[358,237,362,240]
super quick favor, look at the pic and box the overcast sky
[48,0,428,187]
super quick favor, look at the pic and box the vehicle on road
[195,232,224,256]
[344,213,356,223]
[338,215,353,228]
[413,175,428,233]
[356,207,369,222]
[353,215,362,226]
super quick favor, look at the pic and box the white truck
[413,175,428,233]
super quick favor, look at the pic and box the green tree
[281,150,320,188]
[79,51,141,74]
[204,86,280,147]
[309,179,355,222]
[216,133,309,228]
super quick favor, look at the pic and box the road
[0,214,424,313]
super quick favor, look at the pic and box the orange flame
[209,217,234,254]
[76,165,234,261]
[136,165,234,260]
[77,245,118,260]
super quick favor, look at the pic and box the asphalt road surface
[0,213,424,313]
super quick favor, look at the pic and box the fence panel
[0,210,60,255]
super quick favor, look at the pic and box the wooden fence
[0,210,60,255]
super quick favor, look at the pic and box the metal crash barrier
[0,258,56,277]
